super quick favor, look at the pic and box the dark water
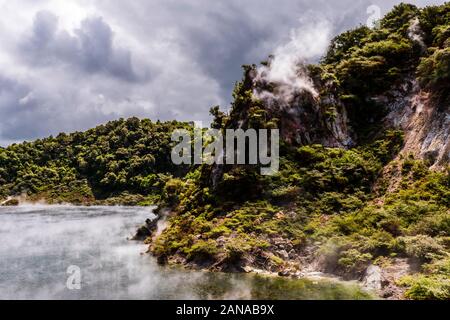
[0,206,373,300]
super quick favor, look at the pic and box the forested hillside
[0,118,191,204]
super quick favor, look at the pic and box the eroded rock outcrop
[132,216,160,241]
[383,80,450,169]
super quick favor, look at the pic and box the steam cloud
[253,18,332,107]
[0,205,260,300]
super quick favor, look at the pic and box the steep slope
[149,3,450,300]
[385,83,450,169]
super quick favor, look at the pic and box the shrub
[418,47,450,88]
[163,178,185,206]
[411,212,450,236]
[399,235,446,262]
[186,240,219,262]
[323,26,372,64]
[399,275,450,300]
[225,236,254,263]
[338,249,373,274]
[380,3,419,32]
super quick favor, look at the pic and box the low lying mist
[0,206,260,300]
[0,206,370,300]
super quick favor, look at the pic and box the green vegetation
[0,118,192,204]
[320,3,450,136]
[418,47,450,88]
[0,2,448,300]
[150,3,450,300]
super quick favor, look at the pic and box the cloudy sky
[0,0,445,146]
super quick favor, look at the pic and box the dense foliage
[320,3,450,137]
[0,118,192,204]
[150,3,450,300]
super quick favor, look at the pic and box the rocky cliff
[149,3,450,300]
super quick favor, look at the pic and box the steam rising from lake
[0,206,203,299]
[0,206,371,300]
[0,205,243,300]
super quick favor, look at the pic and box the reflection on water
[0,206,372,300]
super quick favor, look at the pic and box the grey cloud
[21,11,148,83]
[0,75,113,143]
[30,10,58,47]
[0,0,447,146]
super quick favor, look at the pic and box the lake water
[0,206,373,300]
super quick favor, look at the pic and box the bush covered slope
[149,3,450,300]
[0,118,191,204]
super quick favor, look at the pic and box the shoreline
[154,250,404,300]
[0,201,406,299]
[0,203,376,300]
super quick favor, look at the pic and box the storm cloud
[20,11,147,82]
[0,0,445,145]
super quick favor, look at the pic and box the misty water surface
[0,206,372,300]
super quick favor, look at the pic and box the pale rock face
[363,265,383,292]
[249,61,448,169]
[278,250,290,260]
[383,80,450,169]
[260,89,353,149]
[277,76,449,169]
[404,93,450,169]
[407,17,426,50]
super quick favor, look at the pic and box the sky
[0,0,446,146]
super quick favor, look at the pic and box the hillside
[148,3,450,300]
[0,2,449,300]
[0,118,192,205]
